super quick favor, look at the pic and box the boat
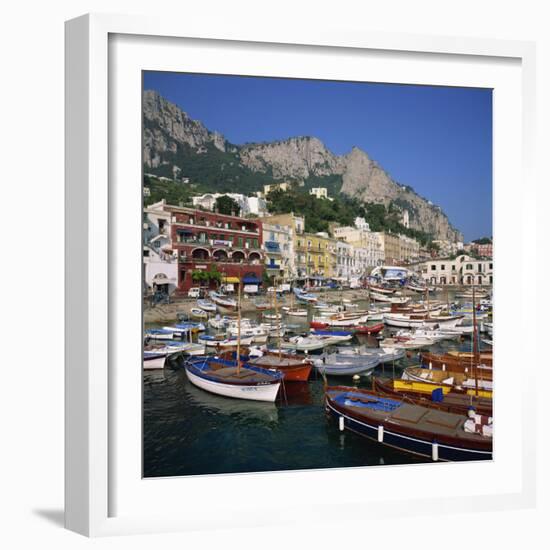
[143,351,167,370]
[293,288,318,303]
[184,356,283,402]
[263,312,283,321]
[383,313,464,329]
[369,291,410,304]
[367,284,396,295]
[281,306,308,317]
[209,290,237,310]
[310,329,354,341]
[325,385,492,461]
[353,323,385,335]
[144,328,174,341]
[378,336,436,350]
[373,377,493,416]
[190,307,209,319]
[313,354,380,376]
[198,334,254,348]
[196,299,217,312]
[279,335,338,352]
[254,301,271,311]
[402,366,493,394]
[334,345,405,364]
[243,351,313,382]
[226,321,269,344]
[420,351,493,370]
[208,315,235,330]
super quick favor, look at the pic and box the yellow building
[301,232,338,278]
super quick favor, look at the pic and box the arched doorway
[213,249,229,262]
[249,252,261,264]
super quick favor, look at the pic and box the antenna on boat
[472,285,479,397]
[274,275,282,360]
[237,266,242,374]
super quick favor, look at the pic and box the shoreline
[143,285,492,324]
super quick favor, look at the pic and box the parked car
[187,287,201,298]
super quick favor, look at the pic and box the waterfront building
[298,232,338,279]
[381,232,401,264]
[262,222,294,280]
[259,213,305,277]
[336,240,354,281]
[471,242,493,258]
[191,192,268,216]
[352,247,370,278]
[143,200,264,293]
[399,234,421,263]
[420,254,493,286]
[332,218,384,266]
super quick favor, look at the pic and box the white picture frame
[65,13,537,537]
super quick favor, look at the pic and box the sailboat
[184,273,283,402]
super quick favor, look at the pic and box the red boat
[310,320,330,329]
[354,323,384,334]
[246,352,313,382]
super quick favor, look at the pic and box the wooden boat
[313,354,380,376]
[370,291,409,304]
[196,299,217,312]
[279,335,338,352]
[184,357,283,402]
[246,352,313,382]
[254,301,271,311]
[421,351,493,369]
[367,284,395,295]
[373,377,493,416]
[402,366,493,395]
[325,386,492,461]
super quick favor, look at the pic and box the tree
[215,195,240,216]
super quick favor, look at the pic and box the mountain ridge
[143,90,463,242]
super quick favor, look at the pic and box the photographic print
[142,72,493,477]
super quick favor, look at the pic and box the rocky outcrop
[143,90,463,242]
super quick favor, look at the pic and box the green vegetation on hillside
[472,237,492,244]
[266,186,432,244]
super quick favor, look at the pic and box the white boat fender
[339,416,345,431]
[378,425,384,442]
[432,442,439,461]
[352,374,360,382]
[429,362,433,370]
[442,363,446,371]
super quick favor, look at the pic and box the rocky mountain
[143,90,463,242]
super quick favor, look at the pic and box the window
[466,264,473,270]
[452,265,456,271]
[431,265,436,271]
[489,263,493,269]
[441,264,445,270]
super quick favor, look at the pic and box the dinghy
[313,354,380,376]
[196,299,217,312]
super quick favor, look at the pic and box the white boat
[259,323,287,338]
[379,336,435,350]
[263,312,283,321]
[162,322,206,336]
[393,328,452,343]
[190,307,209,319]
[334,346,406,364]
[184,357,282,402]
[369,291,410,304]
[313,354,380,376]
[143,351,167,370]
[383,313,464,329]
[279,335,340,352]
[293,288,318,303]
[226,323,269,344]
[144,328,174,341]
[198,334,254,348]
[281,307,308,317]
[209,291,237,310]
[208,315,235,330]
[196,299,217,312]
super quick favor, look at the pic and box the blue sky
[144,71,492,242]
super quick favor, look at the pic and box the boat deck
[328,389,488,443]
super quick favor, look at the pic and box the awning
[150,234,169,243]
[222,276,240,283]
[243,276,262,284]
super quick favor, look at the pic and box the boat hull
[325,397,491,462]
[185,367,280,402]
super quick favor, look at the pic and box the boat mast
[237,268,242,374]
[274,275,282,359]
[472,286,479,397]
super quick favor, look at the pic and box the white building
[262,222,295,279]
[191,193,268,216]
[420,254,493,286]
[309,187,333,201]
[333,218,384,267]
[142,202,179,295]
[336,241,354,280]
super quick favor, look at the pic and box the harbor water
[143,292,490,478]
